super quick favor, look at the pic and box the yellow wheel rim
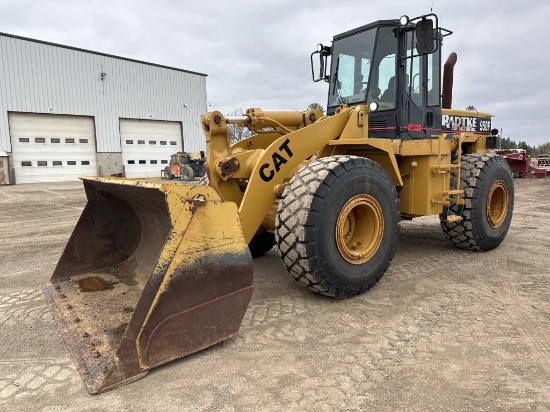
[487,180,508,228]
[336,195,384,264]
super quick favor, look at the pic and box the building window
[53,161,62,166]
[126,140,133,144]
[170,141,177,145]
[161,160,168,164]
[37,161,47,166]
[128,160,135,164]
[79,139,88,144]
[21,161,32,166]
[66,138,75,143]
[81,160,90,165]
[35,138,46,143]
[160,141,167,145]
[138,160,146,164]
[150,160,157,164]
[67,161,77,165]
[138,140,145,144]
[19,138,30,143]
[51,138,61,143]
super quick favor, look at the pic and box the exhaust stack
[442,52,457,109]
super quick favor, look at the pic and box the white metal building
[0,32,208,184]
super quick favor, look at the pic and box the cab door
[401,30,442,139]
[170,154,180,176]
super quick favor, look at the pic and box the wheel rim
[487,180,508,228]
[336,195,384,264]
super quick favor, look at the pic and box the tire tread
[440,153,513,251]
[276,155,400,298]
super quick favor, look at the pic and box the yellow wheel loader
[44,13,514,393]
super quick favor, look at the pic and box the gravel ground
[0,178,549,411]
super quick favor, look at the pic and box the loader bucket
[44,177,253,393]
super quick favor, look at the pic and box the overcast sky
[1,0,549,146]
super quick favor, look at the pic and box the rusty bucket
[44,177,253,393]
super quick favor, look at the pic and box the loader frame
[202,105,491,241]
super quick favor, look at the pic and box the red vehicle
[494,149,529,177]
[162,151,206,181]
[494,149,549,178]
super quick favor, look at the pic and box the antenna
[431,0,435,12]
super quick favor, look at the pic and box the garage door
[120,119,183,178]
[9,113,97,184]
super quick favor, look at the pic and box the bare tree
[226,108,255,145]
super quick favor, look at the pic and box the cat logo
[259,138,294,182]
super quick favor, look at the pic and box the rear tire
[164,166,174,180]
[181,165,195,181]
[196,164,206,178]
[440,153,514,251]
[276,156,400,298]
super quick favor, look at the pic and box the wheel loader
[44,13,514,393]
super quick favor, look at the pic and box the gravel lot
[0,178,549,411]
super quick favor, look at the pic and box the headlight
[400,15,410,26]
[369,101,379,112]
[317,44,324,53]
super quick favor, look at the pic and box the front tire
[440,153,514,251]
[276,156,400,298]
[164,166,174,180]
[180,165,195,181]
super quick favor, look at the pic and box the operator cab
[312,14,451,139]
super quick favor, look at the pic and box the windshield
[328,26,398,110]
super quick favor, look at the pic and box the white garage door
[120,119,183,178]
[9,113,97,184]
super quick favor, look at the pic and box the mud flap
[44,177,253,393]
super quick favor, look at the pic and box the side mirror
[416,18,435,54]
[311,44,331,83]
